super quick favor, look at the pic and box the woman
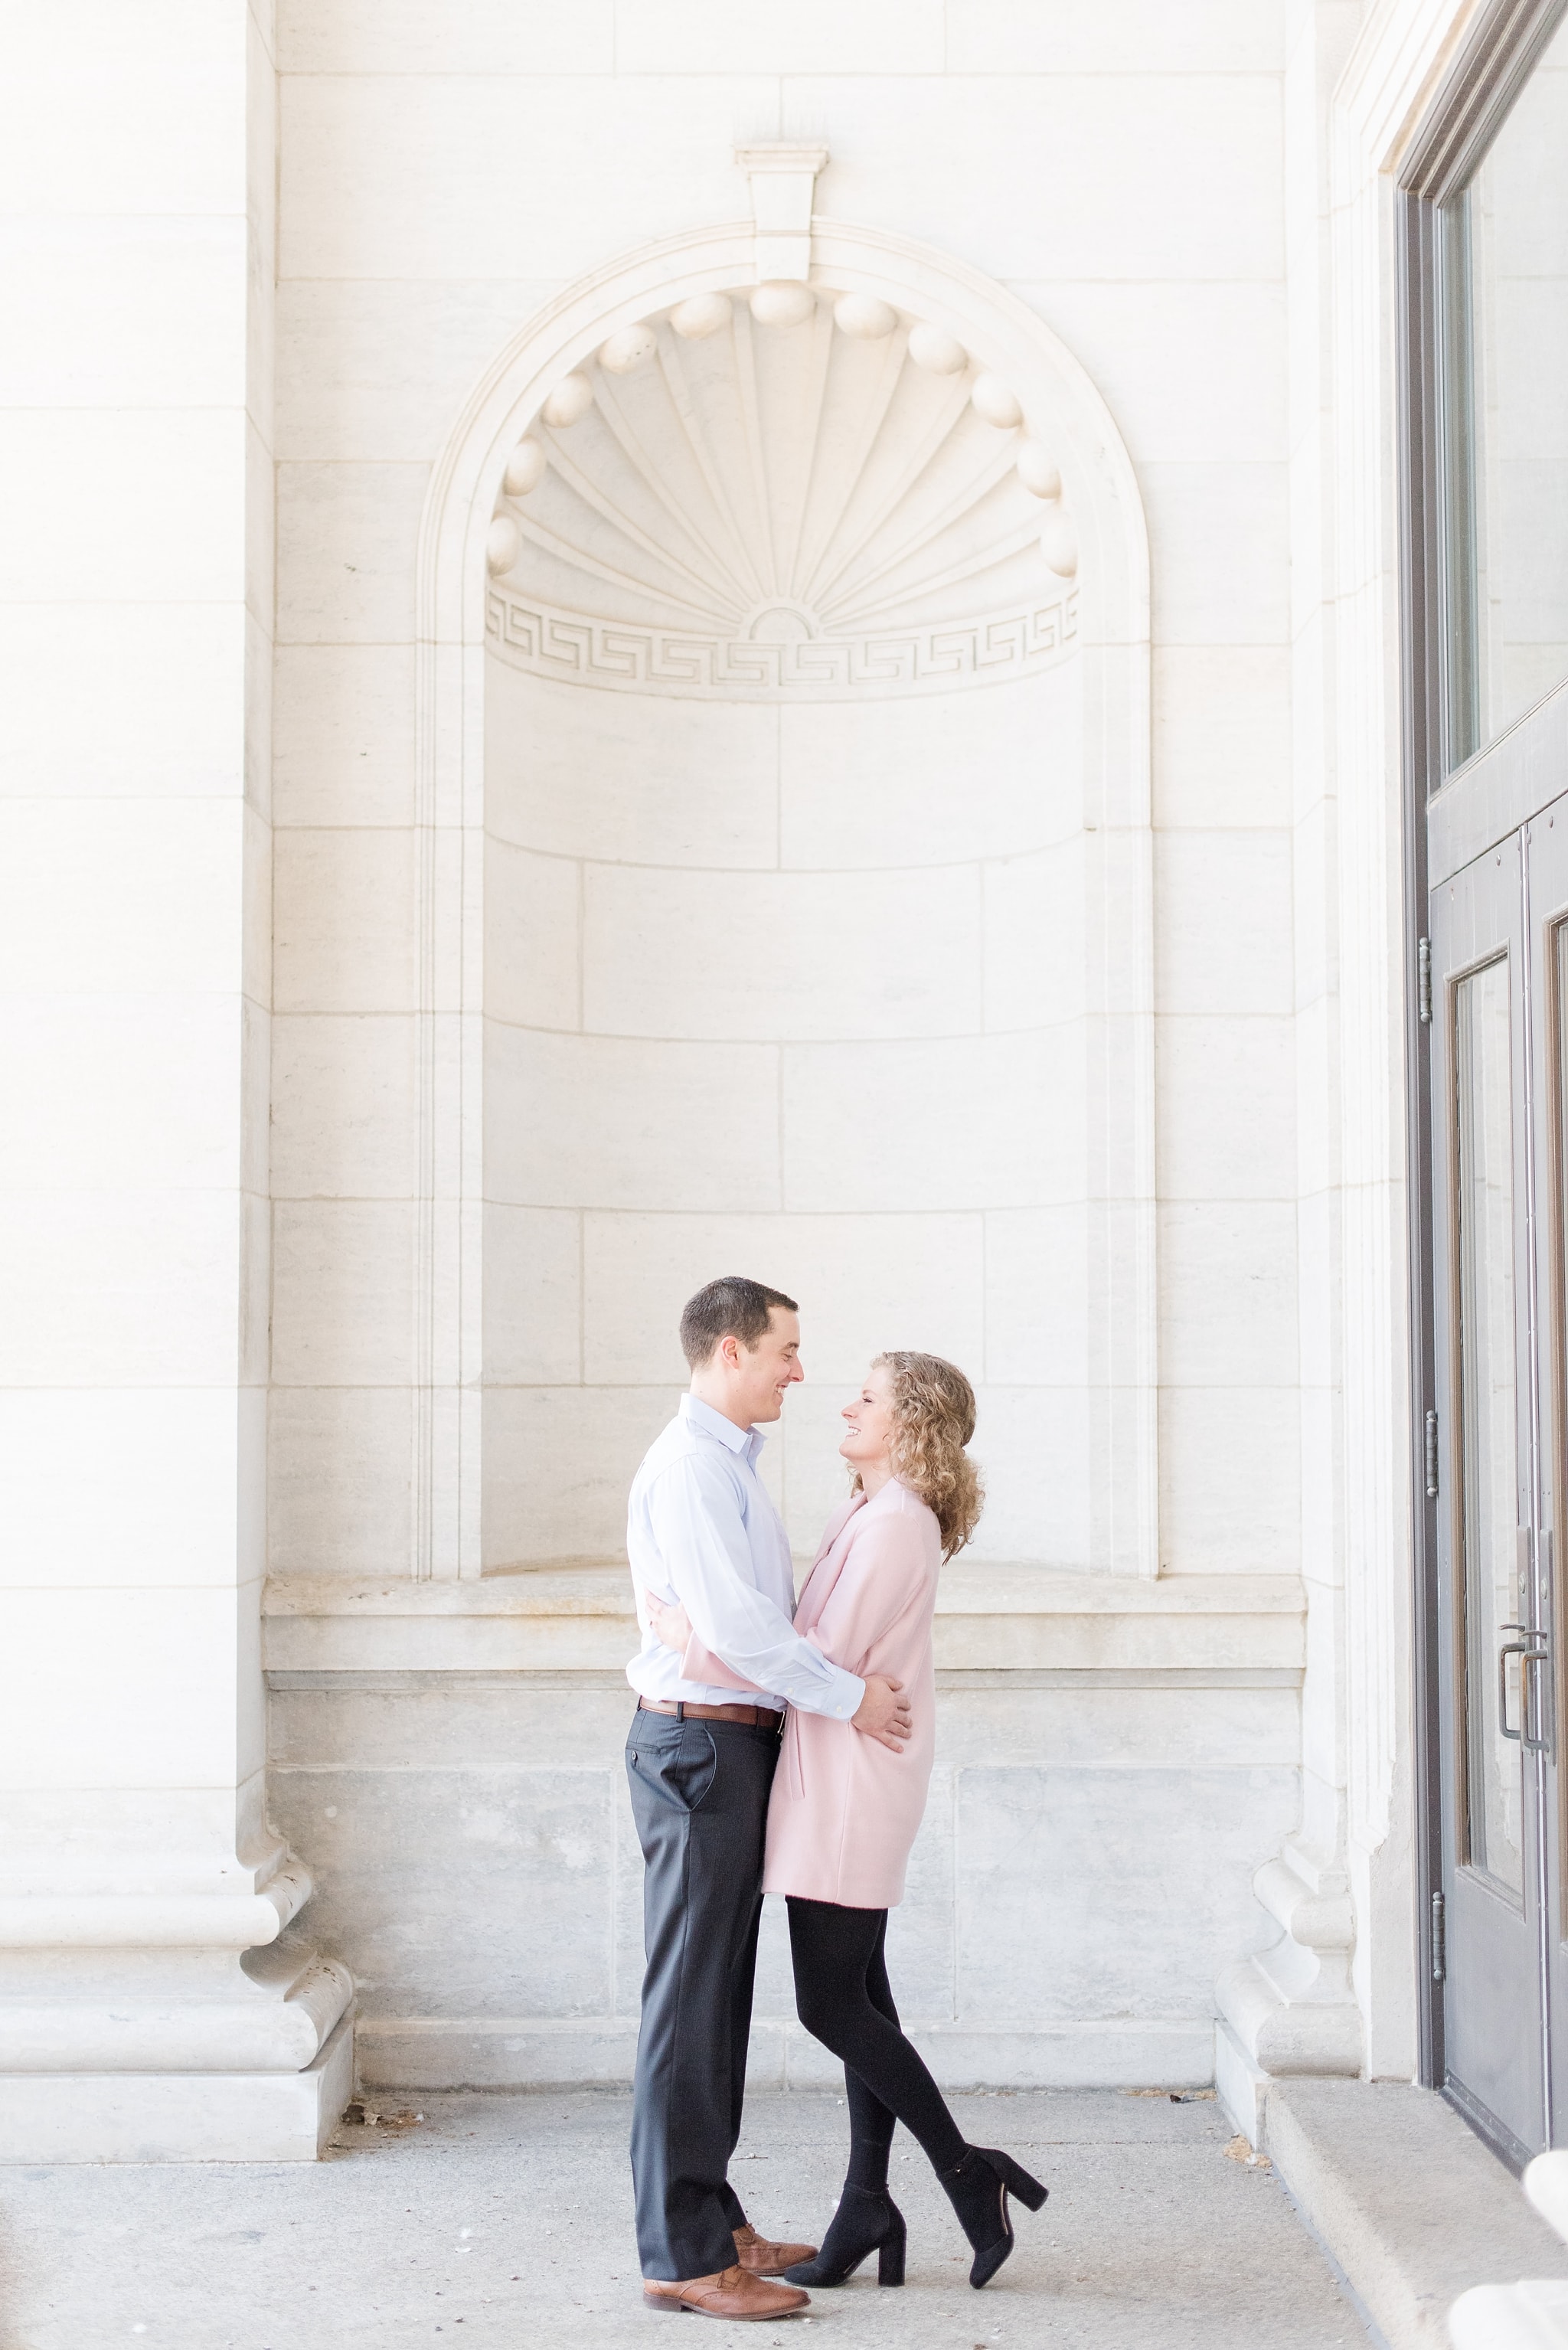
[648,1350,1046,2291]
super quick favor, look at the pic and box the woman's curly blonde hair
[854,1350,984,1560]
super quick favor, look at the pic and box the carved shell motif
[485,286,1078,700]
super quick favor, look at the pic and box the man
[625,1276,913,2321]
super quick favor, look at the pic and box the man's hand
[647,1593,694,1653]
[851,1675,912,1752]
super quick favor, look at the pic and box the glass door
[1410,2,1568,2153]
[1430,829,1544,2158]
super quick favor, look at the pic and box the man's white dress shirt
[626,1394,864,1719]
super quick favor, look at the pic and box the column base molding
[1215,1836,1365,2142]
[0,2011,354,2165]
[1214,2016,1273,2143]
[0,1947,354,2074]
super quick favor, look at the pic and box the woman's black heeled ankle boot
[782,2184,906,2286]
[939,2146,1048,2288]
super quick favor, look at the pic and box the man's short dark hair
[679,1276,799,1371]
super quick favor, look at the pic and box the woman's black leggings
[786,1896,966,2191]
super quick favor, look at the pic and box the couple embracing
[625,1276,1046,2320]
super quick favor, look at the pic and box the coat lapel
[784,1492,868,1799]
[795,1491,868,1633]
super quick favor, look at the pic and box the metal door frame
[1399,0,1568,2110]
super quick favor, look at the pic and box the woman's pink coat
[683,1477,942,1910]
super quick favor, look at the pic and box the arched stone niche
[414,217,1154,1581]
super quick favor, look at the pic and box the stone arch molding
[412,191,1155,1580]
[482,285,1081,701]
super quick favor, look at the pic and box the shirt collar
[681,1391,766,1465]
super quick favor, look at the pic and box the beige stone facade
[2,0,1559,2166]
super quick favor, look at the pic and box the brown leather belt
[637,1697,783,1729]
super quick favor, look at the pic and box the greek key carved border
[484,588,1079,698]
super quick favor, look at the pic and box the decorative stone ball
[834,293,897,340]
[750,281,815,328]
[971,374,1024,430]
[1040,510,1079,577]
[907,322,968,375]
[502,439,547,497]
[670,292,731,339]
[599,323,658,376]
[541,372,594,427]
[1016,440,1061,501]
[486,514,522,575]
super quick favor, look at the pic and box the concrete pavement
[0,2087,1370,2348]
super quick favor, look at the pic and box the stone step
[1259,2077,1568,2349]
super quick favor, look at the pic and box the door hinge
[1419,936,1432,1024]
[1432,1890,1446,1983]
[1425,1408,1439,1499]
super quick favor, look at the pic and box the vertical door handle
[1500,1623,1550,1744]
[1528,1531,1555,1756]
[1499,1637,1530,1740]
[1523,1643,1553,1754]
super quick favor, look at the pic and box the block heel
[782,2185,906,2287]
[939,2144,1049,2289]
[991,2150,1048,2212]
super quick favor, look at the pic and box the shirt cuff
[819,1666,864,1720]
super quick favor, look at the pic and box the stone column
[1215,0,1369,2133]
[0,0,351,2159]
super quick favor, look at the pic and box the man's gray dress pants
[626,1706,780,2281]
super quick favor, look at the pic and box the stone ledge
[355,2012,1217,2094]
[0,2012,354,2165]
[1259,2077,1568,2350]
[263,1566,1305,1678]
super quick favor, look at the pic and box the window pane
[1455,954,1524,1898]
[1447,15,1568,763]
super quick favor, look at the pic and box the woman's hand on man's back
[647,1592,694,1652]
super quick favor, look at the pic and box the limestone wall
[266,1569,1303,2088]
[264,0,1304,2087]
[268,0,1297,1586]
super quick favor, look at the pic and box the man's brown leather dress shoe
[733,2222,819,2277]
[642,2264,809,2319]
